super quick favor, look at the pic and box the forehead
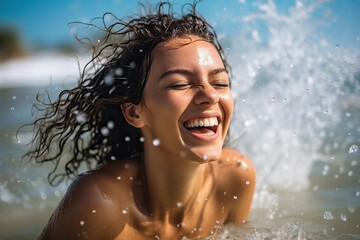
[151,36,224,67]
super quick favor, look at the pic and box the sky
[0,0,359,50]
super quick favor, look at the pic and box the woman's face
[138,36,234,162]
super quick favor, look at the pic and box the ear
[121,103,145,128]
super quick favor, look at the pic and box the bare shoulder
[211,148,256,223]
[216,148,256,183]
[39,160,140,240]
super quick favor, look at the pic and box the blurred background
[0,0,359,86]
[0,0,359,239]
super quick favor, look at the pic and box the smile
[184,117,219,137]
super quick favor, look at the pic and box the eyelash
[168,82,229,90]
[168,84,190,89]
[213,83,229,88]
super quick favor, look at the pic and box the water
[1,0,360,239]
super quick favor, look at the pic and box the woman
[28,2,255,239]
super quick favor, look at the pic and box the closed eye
[213,83,229,87]
[167,83,191,90]
[211,80,230,88]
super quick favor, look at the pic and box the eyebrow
[158,68,227,81]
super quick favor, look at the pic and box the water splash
[228,0,360,192]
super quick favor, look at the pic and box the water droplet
[109,86,116,94]
[129,61,136,68]
[12,96,16,100]
[345,112,351,117]
[124,163,130,169]
[10,107,14,111]
[348,206,355,213]
[110,156,116,161]
[244,120,251,126]
[122,209,128,214]
[40,192,47,200]
[80,220,85,225]
[117,176,121,180]
[152,138,160,146]
[54,190,61,197]
[92,210,96,213]
[139,137,145,142]
[203,154,209,161]
[323,211,333,220]
[348,171,354,177]
[348,145,358,153]
[356,191,360,197]
[104,75,114,85]
[107,121,114,129]
[176,202,183,207]
[322,167,329,176]
[139,49,143,52]
[245,180,250,185]
[75,111,87,123]
[233,195,238,199]
[101,127,110,136]
[115,67,123,76]
[125,136,130,142]
[241,161,248,168]
[340,214,347,222]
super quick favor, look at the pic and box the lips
[184,117,219,136]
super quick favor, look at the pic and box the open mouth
[184,117,219,136]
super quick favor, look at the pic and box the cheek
[144,91,190,116]
[220,91,234,116]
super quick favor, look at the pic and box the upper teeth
[185,117,218,128]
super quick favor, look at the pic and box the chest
[114,198,230,240]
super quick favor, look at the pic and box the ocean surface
[1,0,360,239]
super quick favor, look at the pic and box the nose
[193,83,219,106]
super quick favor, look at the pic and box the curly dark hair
[21,1,230,185]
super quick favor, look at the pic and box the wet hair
[22,1,230,185]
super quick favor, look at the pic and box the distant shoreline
[0,52,90,88]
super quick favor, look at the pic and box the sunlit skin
[39,36,256,240]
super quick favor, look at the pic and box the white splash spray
[227,0,360,191]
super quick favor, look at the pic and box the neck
[142,143,210,222]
